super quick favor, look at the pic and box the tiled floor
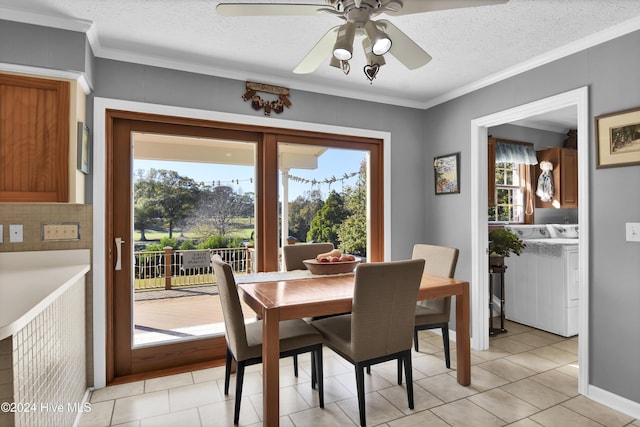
[79,320,639,426]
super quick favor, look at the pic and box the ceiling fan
[217,0,509,81]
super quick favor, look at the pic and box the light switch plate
[626,223,640,242]
[9,224,23,243]
[0,224,3,243]
[42,223,80,241]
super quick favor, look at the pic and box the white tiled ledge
[0,249,90,340]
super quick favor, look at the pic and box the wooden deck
[133,286,256,346]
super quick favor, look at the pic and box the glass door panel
[132,133,257,347]
[278,142,369,266]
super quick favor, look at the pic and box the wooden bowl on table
[303,257,361,275]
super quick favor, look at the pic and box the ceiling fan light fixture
[364,20,391,55]
[332,22,356,60]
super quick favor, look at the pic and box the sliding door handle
[115,237,125,270]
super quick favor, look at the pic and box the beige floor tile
[448,365,509,392]
[334,368,395,393]
[111,422,140,427]
[294,375,353,408]
[505,419,544,426]
[528,330,567,344]
[288,402,356,427]
[199,398,261,426]
[477,358,537,382]
[529,346,578,365]
[553,363,579,379]
[76,400,114,427]
[431,398,505,427]
[249,384,311,417]
[217,370,263,398]
[469,388,539,423]
[111,390,170,425]
[529,405,602,426]
[336,391,405,426]
[169,380,225,412]
[505,352,562,373]
[561,395,636,427]
[500,379,569,410]
[411,353,452,377]
[321,355,353,377]
[550,339,578,355]
[490,337,535,354]
[378,381,444,413]
[529,370,578,397]
[387,409,450,427]
[509,332,558,348]
[90,381,145,403]
[191,365,227,383]
[140,408,201,427]
[434,348,486,368]
[416,373,478,403]
[414,339,444,355]
[472,347,511,362]
[145,372,194,393]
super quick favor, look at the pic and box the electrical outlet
[9,224,23,243]
[626,223,640,242]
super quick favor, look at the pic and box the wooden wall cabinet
[0,74,70,202]
[535,147,578,208]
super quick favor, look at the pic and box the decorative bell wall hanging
[242,81,291,116]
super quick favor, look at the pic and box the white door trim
[92,98,392,388]
[470,86,589,394]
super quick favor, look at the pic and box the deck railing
[134,247,254,291]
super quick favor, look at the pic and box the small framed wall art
[595,106,640,168]
[434,152,460,195]
[77,122,91,174]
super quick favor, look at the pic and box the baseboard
[72,387,93,427]
[587,384,640,420]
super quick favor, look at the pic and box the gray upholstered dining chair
[310,259,425,427]
[412,244,459,369]
[282,242,335,271]
[212,255,325,424]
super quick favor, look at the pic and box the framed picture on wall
[595,106,640,168]
[77,122,91,174]
[434,152,460,195]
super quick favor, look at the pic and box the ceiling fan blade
[293,26,340,74]
[216,3,328,17]
[378,20,431,70]
[383,0,508,16]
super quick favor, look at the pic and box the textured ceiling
[2,0,640,109]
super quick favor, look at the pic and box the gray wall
[490,123,578,224]
[423,30,640,404]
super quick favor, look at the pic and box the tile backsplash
[0,203,92,252]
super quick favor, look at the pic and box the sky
[134,147,366,200]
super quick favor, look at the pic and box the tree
[134,204,161,241]
[190,185,248,237]
[307,190,348,248]
[134,169,200,238]
[288,189,323,242]
[338,161,367,256]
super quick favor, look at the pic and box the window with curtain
[488,138,537,224]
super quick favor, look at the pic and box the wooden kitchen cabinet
[0,74,70,202]
[535,147,578,208]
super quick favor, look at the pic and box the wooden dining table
[237,271,471,427]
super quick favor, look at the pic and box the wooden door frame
[104,108,385,383]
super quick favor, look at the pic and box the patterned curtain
[495,141,538,165]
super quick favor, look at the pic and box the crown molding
[0,6,92,33]
[421,15,640,110]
